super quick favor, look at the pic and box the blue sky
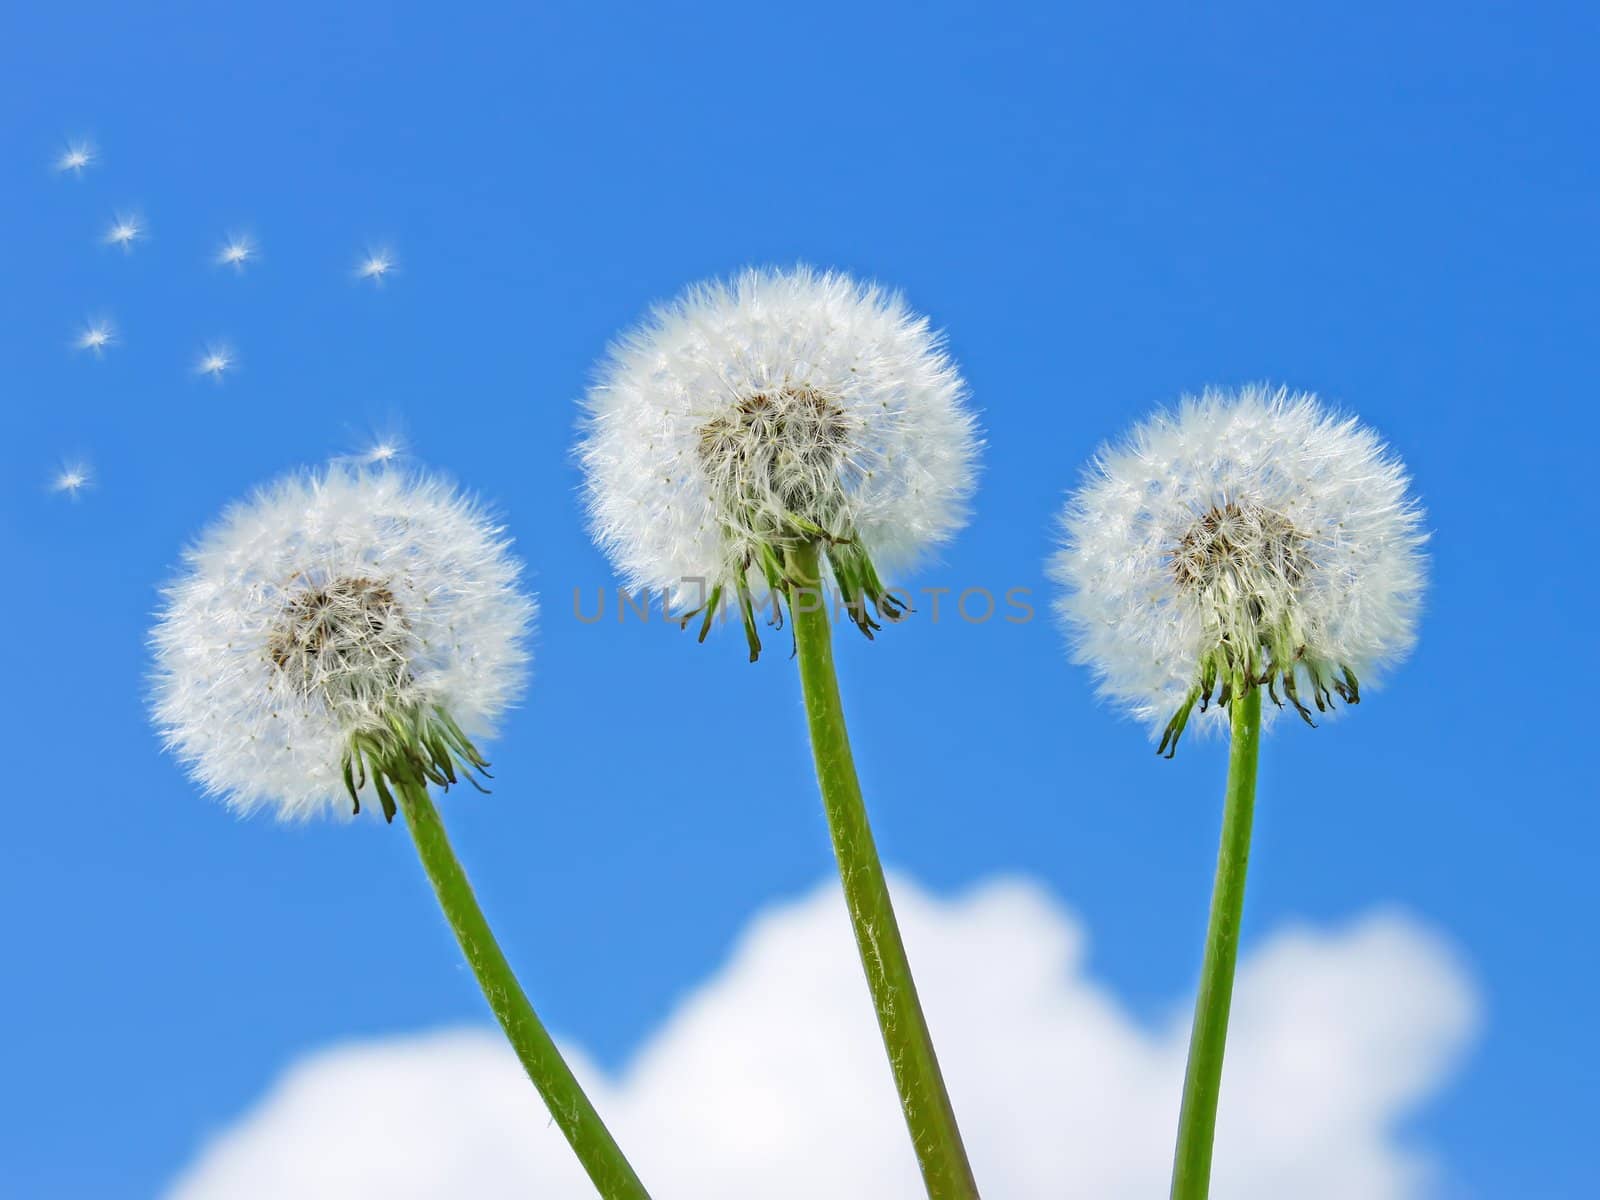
[3,3,1596,1196]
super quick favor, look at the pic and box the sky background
[3,2,1596,1196]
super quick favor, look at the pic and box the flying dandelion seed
[196,345,234,380]
[104,213,143,250]
[76,320,116,355]
[51,461,93,497]
[365,438,404,464]
[216,235,256,270]
[333,426,409,468]
[356,248,395,283]
[56,141,95,175]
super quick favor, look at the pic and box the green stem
[398,780,651,1200]
[1170,683,1263,1200]
[784,541,981,1200]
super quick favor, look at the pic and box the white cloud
[166,877,1478,1200]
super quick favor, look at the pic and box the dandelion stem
[397,780,651,1200]
[1170,682,1262,1200]
[784,540,981,1200]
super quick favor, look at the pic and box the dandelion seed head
[578,266,979,619]
[104,213,143,250]
[56,141,95,174]
[1049,385,1427,747]
[151,467,535,820]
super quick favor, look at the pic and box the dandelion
[195,344,234,380]
[150,466,649,1198]
[580,265,978,657]
[76,320,115,355]
[51,461,93,497]
[356,247,395,282]
[216,234,255,270]
[151,467,530,818]
[104,212,143,250]
[56,140,95,175]
[579,267,982,1198]
[1049,384,1427,1200]
[1051,384,1425,754]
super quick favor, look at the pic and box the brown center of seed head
[267,576,411,717]
[1172,500,1309,607]
[697,384,851,524]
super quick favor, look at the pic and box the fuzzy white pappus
[578,266,978,649]
[1049,385,1426,752]
[151,467,534,820]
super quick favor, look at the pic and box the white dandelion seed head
[52,460,93,497]
[356,247,395,282]
[151,467,535,820]
[196,344,234,379]
[216,234,255,270]
[578,266,979,613]
[76,320,115,355]
[1049,385,1427,745]
[104,212,143,250]
[56,140,95,174]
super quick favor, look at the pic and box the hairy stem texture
[1170,683,1263,1200]
[785,540,981,1200]
[399,781,651,1200]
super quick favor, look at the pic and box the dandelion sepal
[785,540,980,1200]
[1170,683,1262,1200]
[397,779,652,1200]
[340,704,492,821]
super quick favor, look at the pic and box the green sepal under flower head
[340,704,492,822]
[676,520,906,663]
[1157,639,1362,759]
